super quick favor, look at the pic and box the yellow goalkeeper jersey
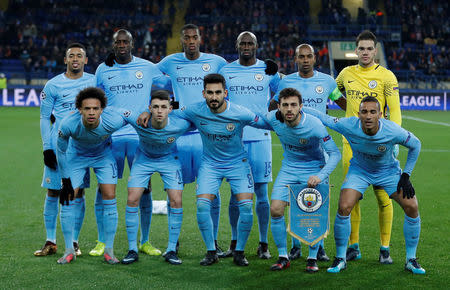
[336,63,402,125]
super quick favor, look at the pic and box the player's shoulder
[95,62,108,74]
[60,110,80,126]
[374,65,397,80]
[44,73,65,87]
[315,70,334,81]
[201,52,227,62]
[341,65,358,75]
[220,59,239,70]
[304,112,326,127]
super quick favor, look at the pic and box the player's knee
[47,189,59,197]
[270,201,284,217]
[402,199,419,217]
[338,201,353,216]
[196,198,211,213]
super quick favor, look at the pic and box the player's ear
[202,90,206,99]
[299,103,304,111]
[64,56,68,65]
[84,57,88,65]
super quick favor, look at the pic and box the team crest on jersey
[377,145,387,152]
[45,177,51,184]
[226,123,236,131]
[122,110,131,117]
[58,130,63,138]
[368,80,378,89]
[40,91,46,100]
[180,106,186,111]
[299,138,308,145]
[254,73,264,81]
[297,187,323,213]
[315,85,324,94]
[167,137,175,144]
[135,71,143,79]
[202,63,211,72]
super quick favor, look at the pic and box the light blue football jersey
[175,101,267,163]
[303,107,421,175]
[57,107,125,177]
[40,72,95,150]
[219,59,280,141]
[118,108,195,158]
[157,52,227,107]
[95,56,167,136]
[264,110,340,181]
[273,71,342,113]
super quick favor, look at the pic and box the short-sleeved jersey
[95,56,166,136]
[157,52,227,107]
[274,71,341,113]
[336,64,401,125]
[175,101,266,164]
[303,107,420,175]
[219,59,280,141]
[57,107,125,177]
[40,72,95,150]
[264,110,340,181]
[118,108,194,158]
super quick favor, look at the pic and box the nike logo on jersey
[108,75,116,80]
[62,94,70,98]
[229,76,237,79]
[176,66,183,70]
[348,80,354,83]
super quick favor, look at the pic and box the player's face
[296,46,315,76]
[113,32,133,61]
[358,101,382,132]
[181,28,201,56]
[203,83,227,112]
[150,99,172,123]
[278,96,303,123]
[64,47,87,74]
[237,34,257,61]
[356,40,377,67]
[79,98,103,128]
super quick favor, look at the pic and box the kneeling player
[304,97,425,274]
[265,88,340,272]
[56,87,125,264]
[120,91,194,265]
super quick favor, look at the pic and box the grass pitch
[0,107,449,289]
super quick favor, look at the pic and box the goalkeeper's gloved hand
[397,173,415,199]
[60,178,74,206]
[43,149,58,170]
[264,59,278,75]
[105,52,116,67]
[393,144,399,158]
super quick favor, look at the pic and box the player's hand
[105,52,116,67]
[137,111,151,128]
[393,144,399,158]
[60,178,74,206]
[43,149,58,170]
[307,176,321,188]
[264,59,278,75]
[397,173,415,199]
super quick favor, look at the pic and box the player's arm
[39,86,58,169]
[102,108,128,133]
[302,107,346,134]
[318,132,341,181]
[328,85,347,111]
[384,71,402,126]
[396,129,421,176]
[56,122,70,179]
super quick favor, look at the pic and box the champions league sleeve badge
[287,183,330,246]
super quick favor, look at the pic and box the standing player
[270,43,346,262]
[56,87,126,264]
[176,74,268,266]
[119,91,194,265]
[35,43,94,257]
[303,97,425,274]
[335,30,401,263]
[93,29,167,257]
[157,24,227,252]
[266,88,340,272]
[218,31,280,259]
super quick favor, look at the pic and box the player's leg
[122,186,145,264]
[219,192,239,258]
[57,187,78,264]
[373,185,393,264]
[72,170,90,256]
[270,199,290,271]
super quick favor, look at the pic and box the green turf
[0,107,449,289]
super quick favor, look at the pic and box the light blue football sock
[167,207,183,253]
[103,198,118,249]
[255,183,270,244]
[125,205,139,252]
[334,213,351,259]
[404,214,421,261]
[236,199,253,251]
[94,188,105,243]
[139,190,152,244]
[60,200,75,251]
[211,194,221,241]
[308,242,320,259]
[229,193,239,241]
[73,196,85,242]
[196,198,215,251]
[43,195,58,243]
[271,216,288,257]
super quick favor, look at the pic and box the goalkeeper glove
[105,52,116,67]
[60,178,74,206]
[264,59,278,75]
[43,149,58,170]
[397,173,415,199]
